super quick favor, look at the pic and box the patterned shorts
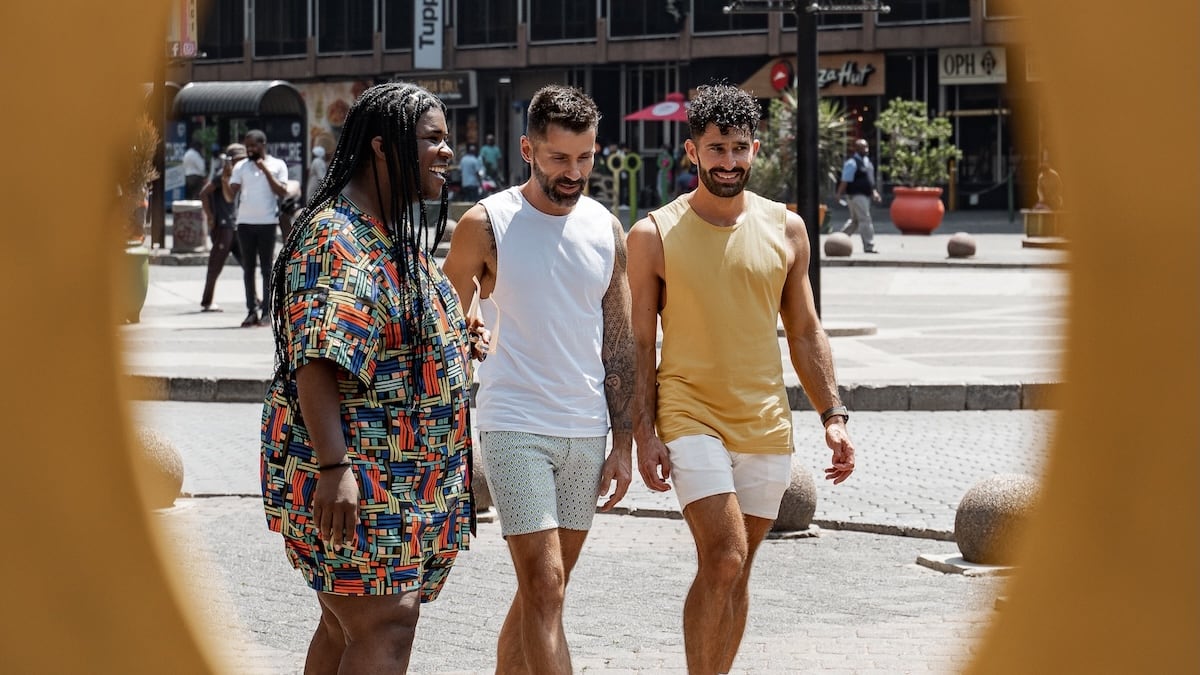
[480,431,606,537]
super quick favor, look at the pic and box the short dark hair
[244,129,267,144]
[687,83,761,139]
[526,85,600,140]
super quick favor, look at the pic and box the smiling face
[523,123,596,210]
[687,123,758,199]
[414,107,453,200]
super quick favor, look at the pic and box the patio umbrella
[623,92,690,122]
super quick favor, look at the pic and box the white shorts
[479,430,606,537]
[666,434,792,520]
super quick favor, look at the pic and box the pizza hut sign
[817,53,886,97]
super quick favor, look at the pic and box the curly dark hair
[526,84,601,140]
[687,83,762,139]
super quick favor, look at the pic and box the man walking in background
[229,129,288,327]
[834,138,882,254]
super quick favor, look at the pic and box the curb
[126,374,1061,410]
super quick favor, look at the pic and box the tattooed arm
[597,215,635,510]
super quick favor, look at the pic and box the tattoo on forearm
[602,223,635,434]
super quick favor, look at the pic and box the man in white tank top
[627,84,857,674]
[443,85,634,674]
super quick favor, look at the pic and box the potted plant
[748,90,848,230]
[876,98,963,235]
[116,112,160,323]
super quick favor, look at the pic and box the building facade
[173,0,1037,210]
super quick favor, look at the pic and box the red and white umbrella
[623,92,690,122]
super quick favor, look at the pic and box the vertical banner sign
[166,0,198,58]
[414,0,443,70]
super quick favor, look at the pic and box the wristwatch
[820,405,849,426]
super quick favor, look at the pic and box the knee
[697,544,748,588]
[344,599,421,648]
[520,566,567,616]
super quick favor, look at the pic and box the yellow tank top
[652,192,793,455]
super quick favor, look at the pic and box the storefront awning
[172,80,305,117]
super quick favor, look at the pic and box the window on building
[254,0,307,57]
[783,10,864,29]
[318,0,374,53]
[197,0,244,60]
[877,0,970,23]
[457,0,518,46]
[529,0,596,42]
[383,0,414,50]
[608,0,680,38]
[692,0,767,33]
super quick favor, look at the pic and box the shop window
[608,0,680,38]
[692,0,767,34]
[383,0,414,50]
[318,0,373,53]
[457,0,518,46]
[196,0,244,60]
[877,0,970,24]
[254,0,307,57]
[529,0,596,42]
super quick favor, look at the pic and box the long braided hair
[268,82,451,390]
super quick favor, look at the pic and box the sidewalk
[123,228,1068,411]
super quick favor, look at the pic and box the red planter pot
[889,186,945,235]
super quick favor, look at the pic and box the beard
[696,158,750,198]
[531,159,586,207]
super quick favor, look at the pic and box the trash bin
[170,199,207,253]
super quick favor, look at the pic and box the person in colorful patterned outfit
[627,83,856,675]
[443,84,635,674]
[259,82,488,673]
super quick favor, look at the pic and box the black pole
[795,9,821,316]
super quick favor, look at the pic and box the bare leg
[496,528,589,675]
[718,514,775,673]
[681,493,749,675]
[303,595,346,675]
[317,590,421,672]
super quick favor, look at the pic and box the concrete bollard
[134,427,185,509]
[823,232,853,257]
[772,463,817,532]
[954,473,1038,564]
[947,231,977,258]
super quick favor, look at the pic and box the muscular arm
[626,217,672,491]
[596,217,635,509]
[442,203,497,310]
[778,210,856,483]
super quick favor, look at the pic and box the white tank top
[475,186,615,436]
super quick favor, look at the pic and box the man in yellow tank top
[628,83,857,675]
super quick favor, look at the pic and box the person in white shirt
[306,145,328,204]
[229,129,289,327]
[182,141,207,200]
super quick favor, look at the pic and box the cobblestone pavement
[135,403,1054,538]
[158,497,1003,674]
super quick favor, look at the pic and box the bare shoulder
[627,215,659,242]
[449,203,495,253]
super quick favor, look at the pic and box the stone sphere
[947,232,977,258]
[134,427,185,509]
[773,463,817,532]
[823,232,853,257]
[954,473,1039,564]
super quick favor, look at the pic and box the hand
[596,448,632,511]
[871,190,882,203]
[312,464,360,550]
[823,422,856,484]
[466,316,491,362]
[636,434,673,492]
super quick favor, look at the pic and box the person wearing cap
[198,142,246,312]
[306,145,328,205]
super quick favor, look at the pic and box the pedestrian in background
[834,138,883,254]
[260,82,488,673]
[228,129,289,327]
[198,142,245,312]
[306,145,327,204]
[443,84,634,675]
[628,83,856,675]
[458,143,484,201]
[480,132,503,184]
[182,140,207,200]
